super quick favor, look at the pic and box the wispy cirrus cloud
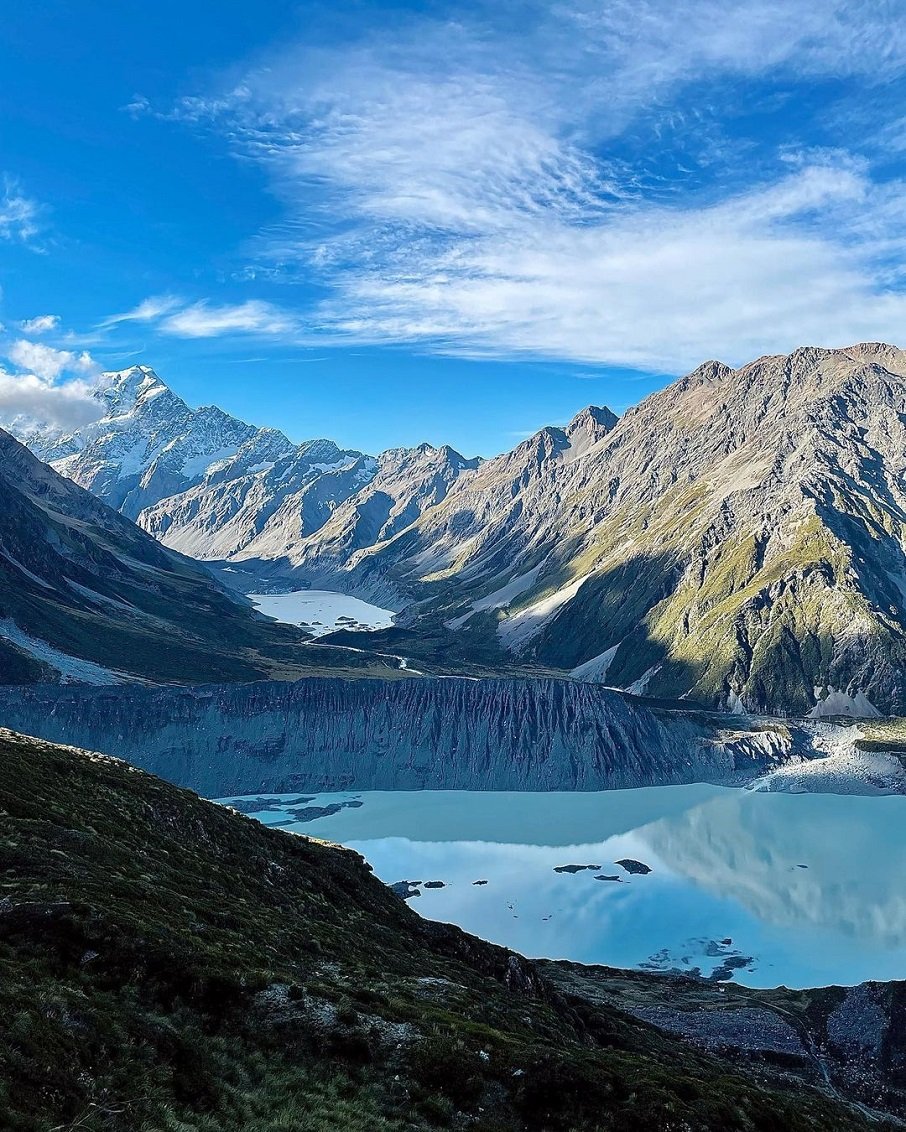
[159,299,298,338]
[101,294,297,339]
[0,177,42,244]
[100,294,182,328]
[146,0,906,370]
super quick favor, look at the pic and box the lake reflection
[216,786,906,988]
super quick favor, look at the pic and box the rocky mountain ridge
[25,365,480,579]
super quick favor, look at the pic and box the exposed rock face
[31,366,299,521]
[274,443,482,594]
[138,443,378,563]
[0,678,797,797]
[545,961,906,1121]
[322,404,620,607]
[330,344,906,714]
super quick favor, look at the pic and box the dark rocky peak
[566,404,618,435]
[565,405,619,454]
[681,359,735,388]
[295,437,365,467]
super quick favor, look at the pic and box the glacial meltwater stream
[215,785,906,988]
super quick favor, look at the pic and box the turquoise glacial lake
[215,785,906,988]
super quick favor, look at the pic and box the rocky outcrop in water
[0,678,797,796]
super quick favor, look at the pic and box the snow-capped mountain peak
[99,365,169,415]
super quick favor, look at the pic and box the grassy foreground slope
[0,729,886,1132]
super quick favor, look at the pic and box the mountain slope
[315,404,619,607]
[0,427,396,683]
[0,727,881,1131]
[333,344,906,715]
[249,442,482,591]
[138,440,378,562]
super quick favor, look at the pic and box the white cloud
[100,294,182,328]
[19,314,60,335]
[0,177,41,243]
[318,156,906,370]
[6,340,97,383]
[558,0,906,117]
[0,370,103,431]
[161,0,906,370]
[100,295,297,339]
[123,94,151,117]
[0,340,102,432]
[159,299,297,338]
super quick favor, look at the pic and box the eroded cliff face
[0,677,795,797]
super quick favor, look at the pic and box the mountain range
[313,344,906,716]
[17,343,906,715]
[28,365,480,584]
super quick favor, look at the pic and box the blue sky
[3,1,906,455]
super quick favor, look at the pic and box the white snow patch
[0,619,124,684]
[248,590,396,637]
[497,571,594,651]
[808,687,882,719]
[309,459,357,474]
[472,565,543,613]
[113,437,152,477]
[725,691,748,715]
[570,644,620,683]
[445,565,544,631]
[624,664,662,696]
[181,446,237,480]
